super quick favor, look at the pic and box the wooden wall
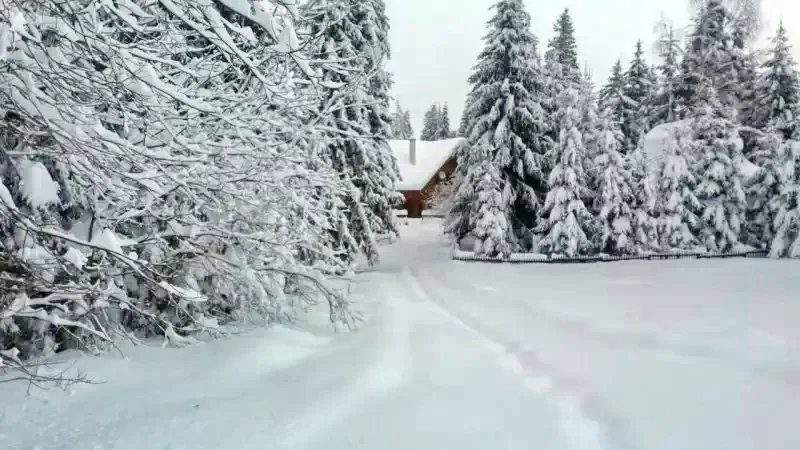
[398,157,457,218]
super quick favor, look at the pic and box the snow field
[1,219,798,450]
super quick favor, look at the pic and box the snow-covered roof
[390,138,464,191]
[642,120,760,180]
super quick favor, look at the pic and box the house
[389,137,465,218]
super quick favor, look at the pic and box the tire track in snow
[278,273,414,450]
[404,267,627,450]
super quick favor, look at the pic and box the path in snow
[1,219,799,450]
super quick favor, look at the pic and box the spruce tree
[446,0,548,252]
[421,103,441,140]
[403,110,414,137]
[650,23,683,126]
[692,91,748,253]
[536,87,595,257]
[751,22,800,138]
[622,40,655,153]
[593,107,636,255]
[353,0,402,239]
[542,9,581,170]
[580,70,601,204]
[458,97,473,137]
[545,9,580,83]
[769,140,800,258]
[747,130,785,247]
[629,142,661,252]
[656,124,703,250]
[676,0,750,117]
[309,0,401,265]
[390,103,413,139]
[730,17,760,146]
[598,60,626,124]
[748,23,800,247]
[437,103,453,139]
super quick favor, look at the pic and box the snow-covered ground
[2,219,799,450]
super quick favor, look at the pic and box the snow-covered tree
[622,40,655,153]
[692,96,748,252]
[677,0,753,117]
[747,130,786,247]
[579,70,601,203]
[655,124,703,250]
[0,0,364,379]
[650,21,684,126]
[458,95,474,137]
[446,0,548,252]
[536,88,595,257]
[750,21,800,138]
[629,143,662,252]
[545,8,581,83]
[592,108,636,255]
[467,161,514,257]
[307,0,402,266]
[598,60,627,124]
[746,23,800,248]
[769,140,800,257]
[436,103,454,139]
[351,0,403,237]
[421,103,441,140]
[390,103,414,139]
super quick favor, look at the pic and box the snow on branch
[0,0,367,385]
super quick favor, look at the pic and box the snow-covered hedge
[0,0,388,381]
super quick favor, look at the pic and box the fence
[395,211,446,219]
[452,248,769,264]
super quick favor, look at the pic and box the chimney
[409,138,417,165]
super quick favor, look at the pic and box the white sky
[386,0,800,136]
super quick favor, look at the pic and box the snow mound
[390,138,463,191]
[643,121,761,180]
[63,247,87,269]
[91,228,124,254]
[20,160,60,209]
[0,177,17,211]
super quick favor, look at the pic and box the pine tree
[458,95,473,137]
[352,0,402,240]
[656,123,703,250]
[692,94,748,252]
[446,0,548,252]
[421,103,441,140]
[730,16,760,146]
[592,107,636,255]
[390,103,413,139]
[309,0,402,265]
[467,160,515,256]
[622,40,655,153]
[536,87,595,257]
[751,22,800,138]
[748,23,800,247]
[676,0,750,117]
[542,10,581,170]
[437,103,453,139]
[545,9,580,83]
[579,70,601,204]
[598,60,626,124]
[769,140,800,257]
[747,130,786,247]
[650,23,683,126]
[629,143,661,252]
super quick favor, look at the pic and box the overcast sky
[385,0,800,136]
